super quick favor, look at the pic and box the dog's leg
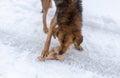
[42,0,51,33]
[48,0,52,8]
[58,34,73,55]
[38,13,57,61]
[52,27,60,39]
[44,34,73,60]
[41,0,44,13]
[41,0,52,12]
[73,32,83,51]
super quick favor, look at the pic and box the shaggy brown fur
[53,0,83,55]
[41,0,52,33]
[38,0,83,60]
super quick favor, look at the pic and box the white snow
[0,0,120,78]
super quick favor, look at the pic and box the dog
[41,0,52,33]
[38,0,83,60]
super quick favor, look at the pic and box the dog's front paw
[75,45,83,51]
[46,47,64,60]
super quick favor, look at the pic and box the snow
[0,0,120,78]
[83,0,120,24]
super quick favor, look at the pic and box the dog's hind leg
[42,0,51,33]
[38,13,57,61]
[41,0,44,13]
[73,32,83,51]
[49,0,52,8]
[41,0,52,13]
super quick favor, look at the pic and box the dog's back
[55,0,82,28]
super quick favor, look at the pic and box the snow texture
[0,0,120,78]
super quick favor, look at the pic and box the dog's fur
[38,0,83,60]
[53,0,83,55]
[41,0,52,33]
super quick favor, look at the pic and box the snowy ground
[0,0,120,78]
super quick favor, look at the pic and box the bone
[38,47,64,61]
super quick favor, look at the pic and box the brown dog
[38,0,83,60]
[41,0,52,33]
